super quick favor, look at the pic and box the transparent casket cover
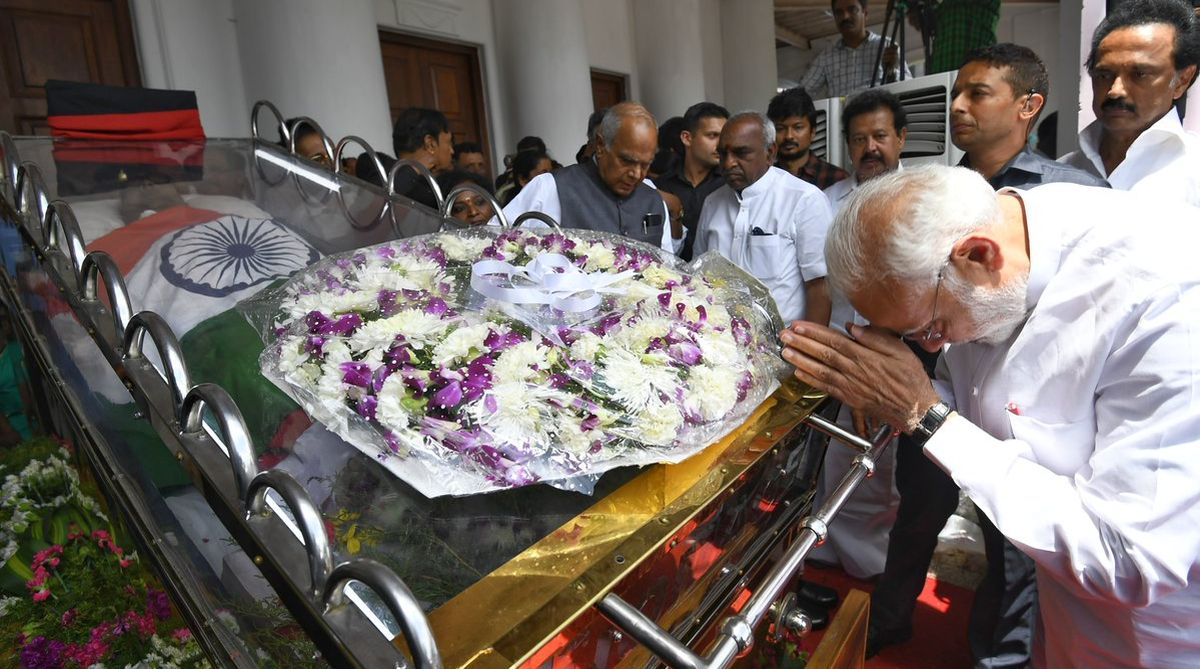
[243,226,789,497]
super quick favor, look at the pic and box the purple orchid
[357,395,379,421]
[667,341,703,366]
[731,316,752,346]
[432,380,464,410]
[736,371,754,402]
[340,362,373,388]
[425,298,449,317]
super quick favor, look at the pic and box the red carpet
[799,563,975,668]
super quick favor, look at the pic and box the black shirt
[655,163,725,261]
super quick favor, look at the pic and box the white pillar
[492,0,593,164]
[719,0,777,114]
[632,0,709,122]
[232,0,393,154]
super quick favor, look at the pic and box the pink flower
[61,609,77,626]
[26,566,48,588]
[171,628,192,642]
[32,589,51,602]
[118,558,132,569]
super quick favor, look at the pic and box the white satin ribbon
[470,253,632,312]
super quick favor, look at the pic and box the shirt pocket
[1006,411,1095,476]
[745,233,791,282]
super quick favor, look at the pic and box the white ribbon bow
[470,253,633,312]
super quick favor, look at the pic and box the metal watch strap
[912,401,952,445]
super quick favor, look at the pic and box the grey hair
[597,102,658,148]
[728,110,776,151]
[825,164,1003,299]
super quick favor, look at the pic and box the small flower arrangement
[248,227,786,496]
[1,529,207,669]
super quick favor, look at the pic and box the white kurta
[692,166,831,324]
[498,172,680,254]
[925,184,1200,668]
[1060,108,1200,207]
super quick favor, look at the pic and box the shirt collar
[735,166,782,202]
[832,161,903,201]
[1076,107,1187,176]
[959,146,1046,180]
[835,30,878,50]
[997,187,1055,311]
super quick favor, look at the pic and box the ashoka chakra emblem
[160,215,319,297]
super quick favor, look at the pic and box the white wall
[582,0,639,103]
[129,0,248,138]
[632,0,708,122]
[719,0,777,113]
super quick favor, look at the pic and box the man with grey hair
[780,163,1200,667]
[500,101,682,253]
[692,110,832,325]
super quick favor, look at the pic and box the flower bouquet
[243,227,788,497]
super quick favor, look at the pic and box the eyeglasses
[903,267,946,344]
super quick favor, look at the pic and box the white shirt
[924,184,1200,668]
[498,172,680,254]
[693,167,832,324]
[1060,108,1200,207]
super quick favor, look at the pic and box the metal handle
[80,251,133,337]
[323,559,443,669]
[0,130,19,203]
[44,200,87,280]
[181,383,259,502]
[512,210,563,232]
[596,422,897,669]
[333,135,385,181]
[286,116,336,165]
[387,158,444,211]
[246,469,333,599]
[122,311,193,423]
[439,183,508,228]
[15,161,49,247]
[251,100,288,145]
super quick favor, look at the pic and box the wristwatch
[911,401,952,445]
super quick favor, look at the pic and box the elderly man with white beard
[779,164,1200,668]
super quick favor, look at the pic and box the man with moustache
[823,89,907,210]
[799,0,911,99]
[501,102,681,253]
[768,87,849,190]
[656,102,730,261]
[1061,0,1200,206]
[692,111,832,326]
[780,163,1200,668]
[860,43,1110,665]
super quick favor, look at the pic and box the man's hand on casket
[779,322,940,433]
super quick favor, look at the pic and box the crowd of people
[277,0,1199,665]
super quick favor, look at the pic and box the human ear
[1172,65,1198,100]
[950,235,1004,278]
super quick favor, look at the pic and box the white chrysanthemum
[354,261,421,293]
[353,308,450,350]
[492,340,547,384]
[584,243,616,271]
[325,290,382,314]
[569,331,604,362]
[440,235,493,262]
[376,373,412,433]
[686,364,741,421]
[313,361,350,424]
[278,338,312,374]
[555,412,595,456]
[469,381,550,447]
[641,265,683,289]
[638,398,684,445]
[696,332,740,367]
[612,316,672,353]
[599,347,679,411]
[431,323,492,366]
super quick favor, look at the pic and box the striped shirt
[798,32,912,99]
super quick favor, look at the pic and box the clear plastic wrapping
[241,227,789,497]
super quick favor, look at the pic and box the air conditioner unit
[810,97,845,171]
[880,70,964,167]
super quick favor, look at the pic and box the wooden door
[378,30,490,173]
[590,69,627,112]
[0,0,140,135]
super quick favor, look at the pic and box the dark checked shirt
[926,0,1001,74]
[780,152,850,191]
[959,146,1108,190]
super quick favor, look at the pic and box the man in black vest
[501,102,682,254]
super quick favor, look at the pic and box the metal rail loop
[387,158,444,211]
[512,210,563,232]
[251,99,289,146]
[15,161,50,247]
[323,559,444,669]
[44,200,87,280]
[439,183,508,229]
[286,116,336,165]
[331,135,388,231]
[0,131,19,202]
[180,383,259,502]
[597,422,897,669]
[246,469,333,599]
[122,311,193,423]
[80,251,134,336]
[803,412,874,452]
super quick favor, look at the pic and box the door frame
[377,27,494,168]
